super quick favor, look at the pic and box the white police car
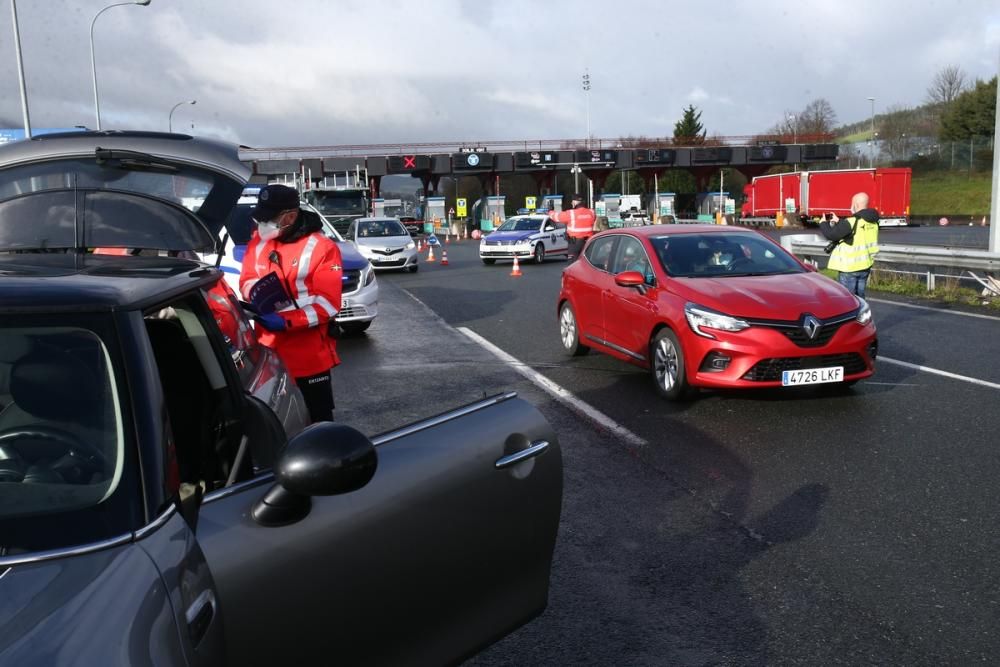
[479,214,568,265]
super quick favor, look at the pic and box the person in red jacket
[550,193,596,261]
[239,184,343,423]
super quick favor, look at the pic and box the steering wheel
[725,257,754,272]
[0,426,108,480]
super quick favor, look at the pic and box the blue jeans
[838,269,871,298]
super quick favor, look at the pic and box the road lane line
[869,298,1000,322]
[879,356,1000,390]
[457,327,647,447]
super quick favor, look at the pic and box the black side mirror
[252,423,377,527]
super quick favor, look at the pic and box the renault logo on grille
[802,315,822,340]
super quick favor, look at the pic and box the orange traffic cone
[416,238,422,252]
[464,226,469,240]
[445,232,451,244]
[441,250,449,266]
[427,245,436,263]
[510,255,522,277]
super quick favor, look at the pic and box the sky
[1,0,999,150]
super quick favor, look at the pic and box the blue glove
[255,312,287,332]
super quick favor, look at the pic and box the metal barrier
[781,234,1000,292]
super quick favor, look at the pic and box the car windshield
[358,220,407,237]
[0,315,136,554]
[650,233,804,278]
[307,190,366,215]
[497,217,541,232]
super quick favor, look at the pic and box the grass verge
[909,170,992,216]
[820,268,1000,311]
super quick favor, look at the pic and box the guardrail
[780,234,1000,272]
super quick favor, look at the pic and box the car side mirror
[251,423,377,527]
[803,261,819,272]
[615,271,646,287]
[544,225,555,232]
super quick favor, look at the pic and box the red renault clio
[557,225,877,399]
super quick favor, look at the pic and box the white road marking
[0,568,10,581]
[869,298,1000,322]
[879,356,1000,390]
[457,327,647,447]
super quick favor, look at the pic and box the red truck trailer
[741,167,912,227]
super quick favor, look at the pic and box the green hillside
[910,171,992,215]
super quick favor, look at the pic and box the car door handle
[495,440,550,469]
[186,590,217,647]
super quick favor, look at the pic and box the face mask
[257,220,280,241]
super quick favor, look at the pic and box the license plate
[376,256,396,262]
[781,366,844,386]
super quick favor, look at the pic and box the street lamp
[10,1,32,138]
[582,70,591,148]
[168,99,196,132]
[788,113,798,170]
[90,0,151,131]
[867,96,875,168]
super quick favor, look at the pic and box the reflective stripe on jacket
[554,207,597,238]
[828,217,880,273]
[240,231,343,378]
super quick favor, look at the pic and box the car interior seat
[144,318,223,485]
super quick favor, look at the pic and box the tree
[673,105,706,145]
[940,77,997,140]
[926,65,968,106]
[796,98,837,139]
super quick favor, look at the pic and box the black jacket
[820,208,879,243]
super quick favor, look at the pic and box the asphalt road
[335,233,1000,665]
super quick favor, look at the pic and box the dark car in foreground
[0,132,563,666]
[557,225,877,399]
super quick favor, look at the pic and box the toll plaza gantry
[240,138,840,200]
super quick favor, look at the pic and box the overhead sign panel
[452,152,495,170]
[802,144,839,160]
[691,147,733,164]
[575,149,617,165]
[514,151,558,169]
[635,148,676,165]
[749,146,788,161]
[387,155,431,173]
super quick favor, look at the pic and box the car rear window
[0,316,139,555]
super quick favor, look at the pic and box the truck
[740,167,912,227]
[302,173,371,235]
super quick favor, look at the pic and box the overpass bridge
[239,135,839,199]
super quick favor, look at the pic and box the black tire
[482,258,496,265]
[650,329,691,400]
[340,321,371,335]
[558,302,589,356]
[408,264,419,273]
[533,243,546,264]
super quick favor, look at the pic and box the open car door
[194,393,562,666]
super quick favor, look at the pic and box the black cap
[251,184,300,220]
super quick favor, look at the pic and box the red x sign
[403,156,416,169]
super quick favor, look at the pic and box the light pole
[9,0,31,138]
[168,99,196,132]
[582,70,591,148]
[91,0,151,131]
[788,113,797,170]
[867,96,876,168]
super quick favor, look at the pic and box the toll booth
[479,195,506,232]
[372,197,403,218]
[697,191,730,216]
[542,194,563,213]
[598,193,624,228]
[424,196,446,234]
[652,192,676,222]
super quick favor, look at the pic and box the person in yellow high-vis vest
[820,192,880,298]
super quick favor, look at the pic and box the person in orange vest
[550,193,596,261]
[239,184,343,423]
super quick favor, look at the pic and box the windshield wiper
[95,147,178,173]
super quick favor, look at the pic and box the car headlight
[856,297,872,325]
[684,303,750,339]
[363,263,376,285]
[406,241,415,250]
